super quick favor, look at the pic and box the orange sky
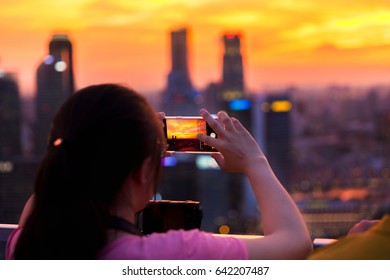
[1,0,390,97]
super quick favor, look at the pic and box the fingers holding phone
[198,108,265,173]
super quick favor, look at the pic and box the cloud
[0,0,87,30]
[277,9,390,52]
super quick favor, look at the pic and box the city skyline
[1,0,390,97]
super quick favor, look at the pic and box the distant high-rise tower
[221,33,245,101]
[49,34,75,94]
[35,34,75,155]
[263,93,293,189]
[162,28,197,115]
[171,29,190,80]
[220,33,251,131]
[0,72,22,157]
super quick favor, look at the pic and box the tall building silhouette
[0,71,36,226]
[0,72,22,157]
[196,33,255,234]
[220,33,251,131]
[263,93,293,189]
[221,33,245,101]
[221,33,255,233]
[202,33,248,115]
[161,28,197,115]
[35,34,75,155]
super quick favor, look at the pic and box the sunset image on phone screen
[166,119,206,139]
[165,118,217,153]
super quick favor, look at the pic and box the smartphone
[163,116,218,153]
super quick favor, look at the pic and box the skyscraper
[202,33,250,125]
[197,33,253,234]
[171,29,191,80]
[0,71,21,157]
[221,33,245,101]
[220,33,251,132]
[162,28,197,115]
[0,71,35,225]
[35,34,75,155]
[263,93,293,189]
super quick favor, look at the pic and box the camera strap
[107,215,143,236]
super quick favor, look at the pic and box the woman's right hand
[198,108,313,259]
[197,108,266,174]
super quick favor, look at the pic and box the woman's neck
[109,206,136,224]
[106,208,138,242]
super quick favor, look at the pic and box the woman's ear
[114,156,155,214]
[137,156,153,187]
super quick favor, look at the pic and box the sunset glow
[0,0,389,97]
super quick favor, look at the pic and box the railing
[0,224,337,259]
[0,224,17,242]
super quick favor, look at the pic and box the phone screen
[163,117,218,153]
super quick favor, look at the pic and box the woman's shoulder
[5,227,23,260]
[99,229,248,260]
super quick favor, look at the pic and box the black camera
[137,200,203,234]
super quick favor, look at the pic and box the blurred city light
[163,156,177,167]
[229,99,251,111]
[270,100,292,112]
[218,225,230,234]
[195,155,219,170]
[0,161,14,173]
[54,61,67,72]
[43,55,54,65]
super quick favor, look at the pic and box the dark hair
[14,84,164,259]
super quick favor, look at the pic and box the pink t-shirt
[6,227,22,260]
[6,228,248,260]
